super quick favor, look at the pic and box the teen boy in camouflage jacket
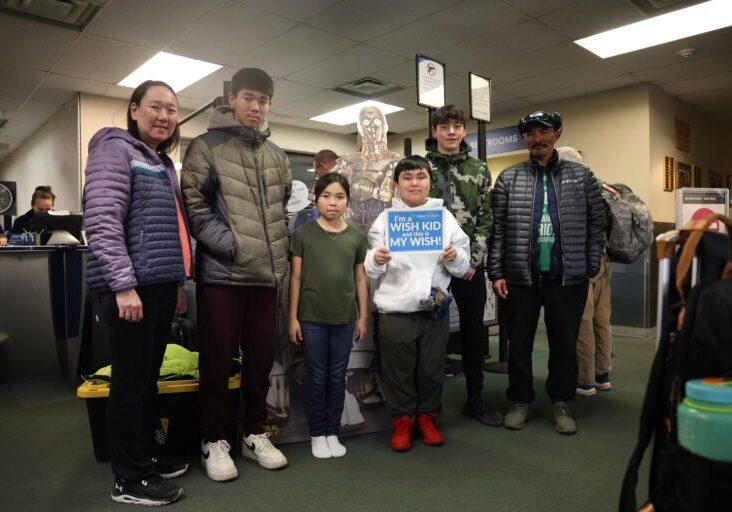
[426,104,502,428]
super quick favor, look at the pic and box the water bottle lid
[686,378,732,405]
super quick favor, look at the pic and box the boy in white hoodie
[365,155,470,451]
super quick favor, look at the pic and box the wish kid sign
[386,208,445,252]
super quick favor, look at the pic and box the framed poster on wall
[675,161,695,188]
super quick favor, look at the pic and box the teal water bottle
[677,377,732,462]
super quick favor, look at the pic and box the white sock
[326,435,347,457]
[311,436,331,459]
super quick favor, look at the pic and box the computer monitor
[32,212,83,245]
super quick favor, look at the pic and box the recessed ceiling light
[310,100,404,126]
[575,0,732,59]
[118,52,221,92]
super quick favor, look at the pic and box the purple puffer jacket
[83,127,187,292]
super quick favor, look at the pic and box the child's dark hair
[394,155,432,182]
[314,172,350,202]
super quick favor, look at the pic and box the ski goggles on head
[518,111,562,134]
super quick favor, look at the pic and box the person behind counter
[11,185,55,233]
[83,80,192,506]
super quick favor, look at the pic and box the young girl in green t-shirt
[288,172,369,459]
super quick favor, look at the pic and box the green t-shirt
[290,221,368,324]
[538,171,555,272]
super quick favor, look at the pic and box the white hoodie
[365,197,470,313]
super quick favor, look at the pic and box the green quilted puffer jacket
[426,138,493,268]
[182,107,292,287]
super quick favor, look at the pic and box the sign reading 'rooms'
[386,209,445,252]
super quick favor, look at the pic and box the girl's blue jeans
[301,321,355,436]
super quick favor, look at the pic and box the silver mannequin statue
[332,106,403,231]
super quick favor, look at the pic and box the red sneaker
[416,413,444,446]
[390,415,414,451]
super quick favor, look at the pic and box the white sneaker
[242,432,288,469]
[326,435,347,457]
[201,440,238,481]
[311,436,332,459]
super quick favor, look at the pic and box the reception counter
[0,246,85,382]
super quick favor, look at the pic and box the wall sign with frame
[468,72,491,122]
[415,54,445,109]
[675,160,696,189]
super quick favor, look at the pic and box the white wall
[649,85,732,223]
[0,96,80,211]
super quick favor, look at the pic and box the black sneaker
[595,372,612,391]
[152,456,189,479]
[111,476,183,506]
[463,398,504,427]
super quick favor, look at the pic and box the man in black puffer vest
[488,111,605,435]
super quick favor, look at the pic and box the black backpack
[619,214,732,512]
[602,183,653,264]
[169,315,196,351]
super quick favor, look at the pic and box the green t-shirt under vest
[538,171,555,272]
[290,221,368,324]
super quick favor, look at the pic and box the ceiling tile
[663,70,732,97]
[229,25,357,76]
[286,44,406,88]
[270,114,356,134]
[434,20,568,74]
[369,61,418,89]
[632,52,732,84]
[502,0,582,17]
[485,87,517,104]
[32,73,111,104]
[678,86,732,107]
[0,13,79,71]
[178,67,238,101]
[538,0,644,40]
[53,35,155,83]
[524,74,639,104]
[271,80,325,107]
[87,0,221,49]
[445,73,470,112]
[609,27,732,73]
[474,42,596,86]
[232,0,343,21]
[368,0,526,58]
[491,97,536,115]
[378,87,420,109]
[382,109,426,132]
[104,84,137,101]
[0,64,45,99]
[272,90,361,118]
[177,95,210,111]
[503,60,627,97]
[167,1,296,68]
[306,0,454,42]
[0,96,23,114]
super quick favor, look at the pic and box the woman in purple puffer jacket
[83,80,192,507]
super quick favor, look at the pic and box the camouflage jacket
[426,138,493,268]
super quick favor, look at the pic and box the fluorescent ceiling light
[575,0,732,59]
[310,100,404,126]
[118,52,221,92]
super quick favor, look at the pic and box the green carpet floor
[0,334,653,512]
